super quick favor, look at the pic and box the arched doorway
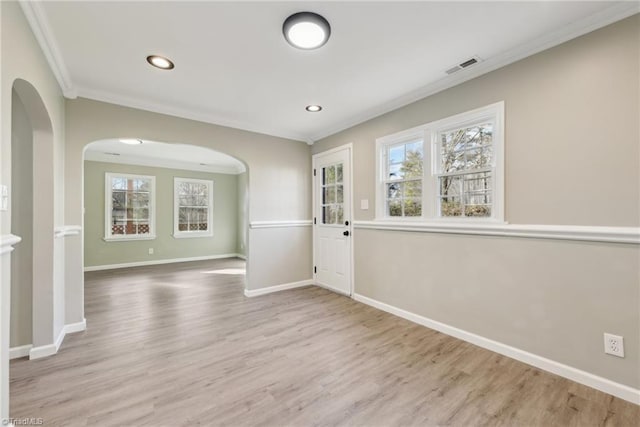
[10,79,56,357]
[81,138,249,285]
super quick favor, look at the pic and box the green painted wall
[84,161,240,267]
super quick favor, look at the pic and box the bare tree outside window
[438,123,493,217]
[385,140,423,217]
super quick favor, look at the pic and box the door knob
[343,230,350,236]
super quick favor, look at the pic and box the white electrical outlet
[148,248,154,255]
[604,333,624,357]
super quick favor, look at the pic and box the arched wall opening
[81,139,250,294]
[10,79,56,354]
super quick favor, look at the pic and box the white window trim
[173,177,214,239]
[104,173,156,242]
[375,101,505,224]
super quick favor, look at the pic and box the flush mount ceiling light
[305,105,322,112]
[283,12,331,49]
[119,138,143,145]
[146,55,175,70]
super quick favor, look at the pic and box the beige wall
[65,97,313,326]
[313,15,640,227]
[313,15,640,389]
[10,91,33,348]
[1,1,67,419]
[84,161,240,267]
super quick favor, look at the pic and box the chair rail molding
[0,234,22,255]
[249,220,313,229]
[54,225,82,238]
[353,221,640,244]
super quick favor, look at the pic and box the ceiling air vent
[445,56,482,75]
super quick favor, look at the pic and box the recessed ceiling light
[283,12,331,50]
[146,55,175,70]
[119,138,143,145]
[306,105,322,112]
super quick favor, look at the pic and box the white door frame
[312,143,354,297]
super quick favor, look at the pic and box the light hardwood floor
[10,259,639,426]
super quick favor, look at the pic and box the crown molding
[75,86,309,144]
[309,2,640,142]
[84,150,244,175]
[19,0,77,98]
[19,1,638,143]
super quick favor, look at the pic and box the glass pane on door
[321,162,344,225]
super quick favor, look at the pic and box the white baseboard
[244,279,314,297]
[84,253,244,272]
[29,326,64,360]
[64,318,87,334]
[9,344,32,360]
[28,318,87,360]
[353,293,640,405]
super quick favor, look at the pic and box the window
[105,173,155,240]
[376,102,504,222]
[382,137,424,217]
[321,163,344,224]
[174,177,213,238]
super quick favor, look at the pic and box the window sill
[173,233,214,239]
[103,235,156,242]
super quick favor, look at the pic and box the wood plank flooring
[10,259,639,426]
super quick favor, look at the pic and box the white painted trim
[54,225,81,238]
[236,254,247,260]
[0,234,22,255]
[76,85,308,143]
[104,172,156,241]
[18,1,638,143]
[374,102,505,223]
[9,345,32,360]
[243,279,314,297]
[312,143,355,297]
[64,318,87,334]
[103,235,157,242]
[353,293,640,405]
[27,342,57,360]
[29,327,65,360]
[173,177,214,239]
[309,2,640,141]
[353,221,640,245]
[249,220,313,229]
[28,319,87,360]
[84,253,244,272]
[18,0,76,98]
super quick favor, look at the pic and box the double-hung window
[376,102,504,222]
[174,177,214,238]
[105,173,156,240]
[381,135,424,217]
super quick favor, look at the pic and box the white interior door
[313,145,352,296]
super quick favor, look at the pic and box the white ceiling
[85,139,246,174]
[25,1,639,143]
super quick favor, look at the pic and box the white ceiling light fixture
[146,55,175,70]
[283,12,331,50]
[305,105,322,112]
[119,138,143,145]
